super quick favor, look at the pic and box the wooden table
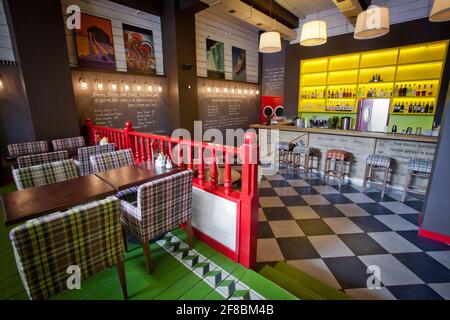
[94,161,184,191]
[2,175,116,226]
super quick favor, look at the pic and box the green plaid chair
[120,170,194,274]
[9,197,127,300]
[52,136,85,157]
[90,149,136,201]
[17,150,69,168]
[7,141,49,158]
[12,159,79,190]
[76,143,116,176]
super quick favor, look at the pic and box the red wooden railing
[84,119,259,268]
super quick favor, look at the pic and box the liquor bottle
[398,85,403,96]
[429,102,434,113]
[413,103,417,113]
[377,74,381,81]
[418,102,422,113]
[401,103,405,113]
[394,85,399,97]
[422,85,427,97]
[408,84,412,97]
[428,84,434,96]
[416,85,421,97]
[408,103,413,113]
[425,102,429,113]
[339,88,343,98]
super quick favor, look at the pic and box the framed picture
[123,24,156,75]
[74,13,116,70]
[232,46,246,82]
[206,39,225,79]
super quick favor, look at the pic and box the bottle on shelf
[408,103,413,113]
[422,85,427,97]
[416,85,421,97]
[428,84,434,96]
[394,85,399,97]
[429,102,434,113]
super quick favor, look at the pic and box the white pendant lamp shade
[259,31,282,53]
[300,20,327,46]
[354,6,390,40]
[429,0,450,22]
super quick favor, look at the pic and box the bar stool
[402,158,432,202]
[324,149,352,189]
[363,154,392,198]
[292,145,317,178]
[277,142,295,169]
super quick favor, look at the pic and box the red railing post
[210,148,218,188]
[224,149,232,195]
[124,120,134,151]
[198,145,205,185]
[238,132,259,269]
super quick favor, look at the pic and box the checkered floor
[255,169,450,300]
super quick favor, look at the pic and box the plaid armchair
[120,170,194,273]
[7,141,49,158]
[52,136,85,156]
[17,150,69,168]
[76,143,116,176]
[90,149,136,201]
[13,159,79,190]
[9,197,127,300]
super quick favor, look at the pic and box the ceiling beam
[179,0,210,14]
[239,0,299,28]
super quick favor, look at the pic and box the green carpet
[0,184,295,300]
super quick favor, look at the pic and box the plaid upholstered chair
[90,149,136,201]
[120,170,194,274]
[9,197,127,300]
[76,143,116,176]
[52,136,86,157]
[17,150,69,168]
[7,141,49,158]
[13,159,79,190]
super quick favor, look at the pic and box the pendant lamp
[429,0,450,22]
[300,20,327,46]
[258,0,282,53]
[354,5,390,40]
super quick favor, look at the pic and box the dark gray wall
[284,18,450,124]
[4,0,80,141]
[421,83,450,238]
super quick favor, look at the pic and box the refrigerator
[356,98,391,132]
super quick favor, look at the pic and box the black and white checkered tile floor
[255,169,450,300]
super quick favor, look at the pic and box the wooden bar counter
[251,124,438,188]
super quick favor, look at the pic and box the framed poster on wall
[232,46,246,82]
[73,13,116,70]
[123,24,156,75]
[206,39,225,79]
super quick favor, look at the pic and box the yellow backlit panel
[328,54,360,71]
[396,62,443,81]
[359,66,396,83]
[327,70,358,85]
[301,72,327,86]
[398,42,447,65]
[360,49,398,68]
[301,59,328,74]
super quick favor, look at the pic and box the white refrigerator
[356,98,391,132]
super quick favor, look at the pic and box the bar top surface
[250,124,439,143]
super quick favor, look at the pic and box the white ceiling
[275,0,336,18]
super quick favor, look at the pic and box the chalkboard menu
[197,79,260,134]
[72,71,169,134]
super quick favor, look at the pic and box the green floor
[0,184,295,300]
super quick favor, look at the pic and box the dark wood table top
[94,161,184,191]
[2,175,116,226]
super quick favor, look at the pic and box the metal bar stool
[292,146,317,178]
[324,149,352,189]
[402,158,432,202]
[277,142,295,169]
[363,154,392,198]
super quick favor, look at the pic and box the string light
[79,77,87,90]
[94,79,103,91]
[224,87,228,93]
[122,81,130,92]
[250,89,254,95]
[0,77,4,90]
[207,86,211,93]
[158,85,162,93]
[109,80,117,91]
[136,82,142,91]
[244,89,248,95]
[215,86,220,93]
[256,90,260,95]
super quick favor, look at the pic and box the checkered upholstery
[52,136,85,155]
[326,149,351,161]
[292,146,313,156]
[277,142,295,151]
[7,141,49,158]
[120,170,193,242]
[90,149,135,174]
[76,144,116,176]
[9,197,125,300]
[17,151,69,168]
[12,159,79,190]
[408,158,432,174]
[366,154,392,168]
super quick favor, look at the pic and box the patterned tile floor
[255,168,450,300]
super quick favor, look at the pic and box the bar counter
[251,124,438,188]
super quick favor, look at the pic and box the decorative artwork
[232,47,246,82]
[206,39,225,79]
[74,13,116,70]
[123,24,156,74]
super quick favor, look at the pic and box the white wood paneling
[291,0,434,43]
[61,0,164,75]
[0,0,14,61]
[195,7,260,83]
